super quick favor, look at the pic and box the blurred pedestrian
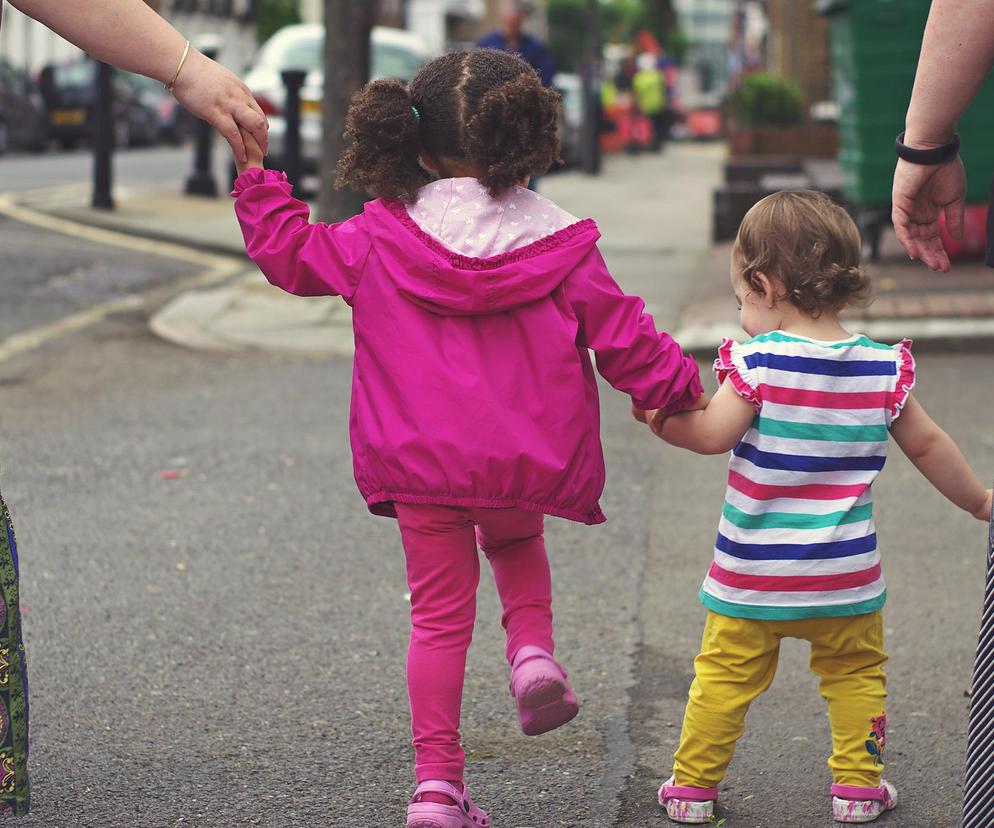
[476,0,555,87]
[891,0,994,272]
[633,52,668,152]
[229,48,704,828]
[7,0,268,161]
[644,190,992,825]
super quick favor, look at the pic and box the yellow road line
[0,195,246,363]
[0,194,234,269]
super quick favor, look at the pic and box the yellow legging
[674,610,887,790]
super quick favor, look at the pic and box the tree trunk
[318,0,376,222]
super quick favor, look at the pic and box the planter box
[728,122,839,159]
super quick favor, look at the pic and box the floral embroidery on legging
[865,713,886,766]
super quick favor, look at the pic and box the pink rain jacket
[233,169,701,524]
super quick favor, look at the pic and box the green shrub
[731,72,804,126]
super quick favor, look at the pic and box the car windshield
[258,32,323,72]
[373,44,424,81]
[255,30,423,81]
[53,62,95,88]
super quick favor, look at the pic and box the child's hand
[631,402,649,424]
[973,488,993,521]
[648,408,667,435]
[234,127,265,175]
[683,392,710,412]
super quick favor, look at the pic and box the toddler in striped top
[646,190,992,825]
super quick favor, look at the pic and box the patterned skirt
[0,497,28,816]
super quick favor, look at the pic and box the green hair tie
[411,105,420,122]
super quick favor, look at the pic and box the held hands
[891,156,967,273]
[171,48,269,164]
[632,392,710,439]
[234,127,265,175]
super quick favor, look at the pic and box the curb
[673,316,994,356]
[149,272,355,357]
[44,206,247,259]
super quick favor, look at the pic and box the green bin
[819,0,994,207]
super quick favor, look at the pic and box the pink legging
[395,503,555,784]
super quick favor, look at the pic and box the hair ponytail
[464,71,561,195]
[335,79,429,202]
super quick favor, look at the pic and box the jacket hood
[362,197,601,317]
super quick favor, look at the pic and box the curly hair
[336,49,562,201]
[733,190,872,316]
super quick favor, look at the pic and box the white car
[243,24,430,180]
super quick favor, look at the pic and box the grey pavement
[0,144,989,827]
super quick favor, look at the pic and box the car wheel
[58,137,78,151]
[0,121,9,156]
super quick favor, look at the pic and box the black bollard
[185,47,219,197]
[92,60,114,210]
[281,69,307,190]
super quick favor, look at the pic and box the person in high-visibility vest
[632,52,668,152]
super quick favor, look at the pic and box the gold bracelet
[164,40,191,94]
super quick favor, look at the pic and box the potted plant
[727,72,836,157]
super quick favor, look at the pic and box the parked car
[241,24,430,180]
[39,59,159,150]
[0,59,48,154]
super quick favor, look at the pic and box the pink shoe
[406,780,489,828]
[658,776,718,824]
[831,781,897,823]
[509,645,579,736]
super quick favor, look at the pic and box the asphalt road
[0,214,198,340]
[0,146,989,827]
[0,144,226,195]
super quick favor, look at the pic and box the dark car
[0,60,47,154]
[126,73,196,144]
[39,59,159,150]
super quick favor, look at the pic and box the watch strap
[895,131,960,165]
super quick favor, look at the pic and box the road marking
[0,194,233,268]
[0,195,246,364]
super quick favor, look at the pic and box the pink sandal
[658,776,718,824]
[831,781,897,823]
[509,645,579,736]
[407,780,489,828]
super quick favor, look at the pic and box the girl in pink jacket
[231,48,702,828]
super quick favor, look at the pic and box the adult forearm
[9,0,186,83]
[908,430,988,514]
[904,0,994,145]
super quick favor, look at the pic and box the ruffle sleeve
[713,338,761,411]
[887,338,916,424]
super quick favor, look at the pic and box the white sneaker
[658,775,718,824]
[832,780,898,823]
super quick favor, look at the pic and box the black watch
[895,131,960,165]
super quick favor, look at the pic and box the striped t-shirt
[701,331,915,621]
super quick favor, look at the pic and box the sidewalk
[677,228,994,352]
[17,151,994,356]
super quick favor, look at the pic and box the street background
[2,1,994,827]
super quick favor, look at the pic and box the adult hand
[891,156,966,273]
[170,48,269,163]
